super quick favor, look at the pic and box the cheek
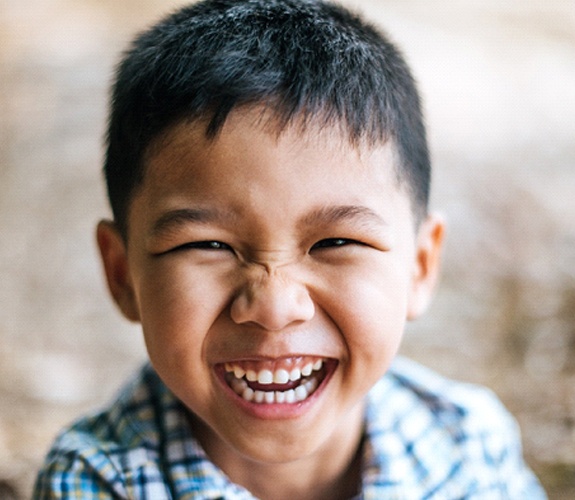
[323,259,411,372]
[133,263,237,419]
[135,262,233,365]
[345,282,407,360]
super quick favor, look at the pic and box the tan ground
[1,0,574,497]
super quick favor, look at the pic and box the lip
[214,358,337,420]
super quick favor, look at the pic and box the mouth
[219,357,333,405]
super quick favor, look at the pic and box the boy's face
[98,109,443,468]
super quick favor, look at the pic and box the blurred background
[1,0,574,497]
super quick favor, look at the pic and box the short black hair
[105,0,430,236]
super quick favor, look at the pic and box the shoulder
[363,357,547,498]
[380,356,513,435]
[33,365,173,499]
[366,356,518,466]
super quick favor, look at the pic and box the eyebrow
[150,207,235,237]
[300,205,387,229]
[150,204,386,238]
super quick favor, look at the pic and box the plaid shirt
[34,358,546,499]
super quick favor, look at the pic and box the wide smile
[217,356,336,408]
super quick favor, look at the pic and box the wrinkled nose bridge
[252,261,290,280]
[230,259,315,329]
[247,250,294,273]
[243,259,298,299]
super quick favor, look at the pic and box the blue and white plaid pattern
[34,358,546,499]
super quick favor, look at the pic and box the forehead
[127,108,416,242]
[142,107,401,189]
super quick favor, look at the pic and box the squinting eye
[203,241,229,250]
[175,240,232,251]
[311,238,355,250]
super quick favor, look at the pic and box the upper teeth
[274,369,290,384]
[229,375,320,404]
[225,359,324,385]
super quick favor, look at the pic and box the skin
[97,108,444,499]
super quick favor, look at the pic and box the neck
[232,441,363,500]
[190,404,365,500]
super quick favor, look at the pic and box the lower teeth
[229,375,319,404]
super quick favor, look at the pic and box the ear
[96,220,141,322]
[407,213,445,320]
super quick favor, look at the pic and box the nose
[230,267,315,331]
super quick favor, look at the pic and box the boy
[34,0,546,498]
